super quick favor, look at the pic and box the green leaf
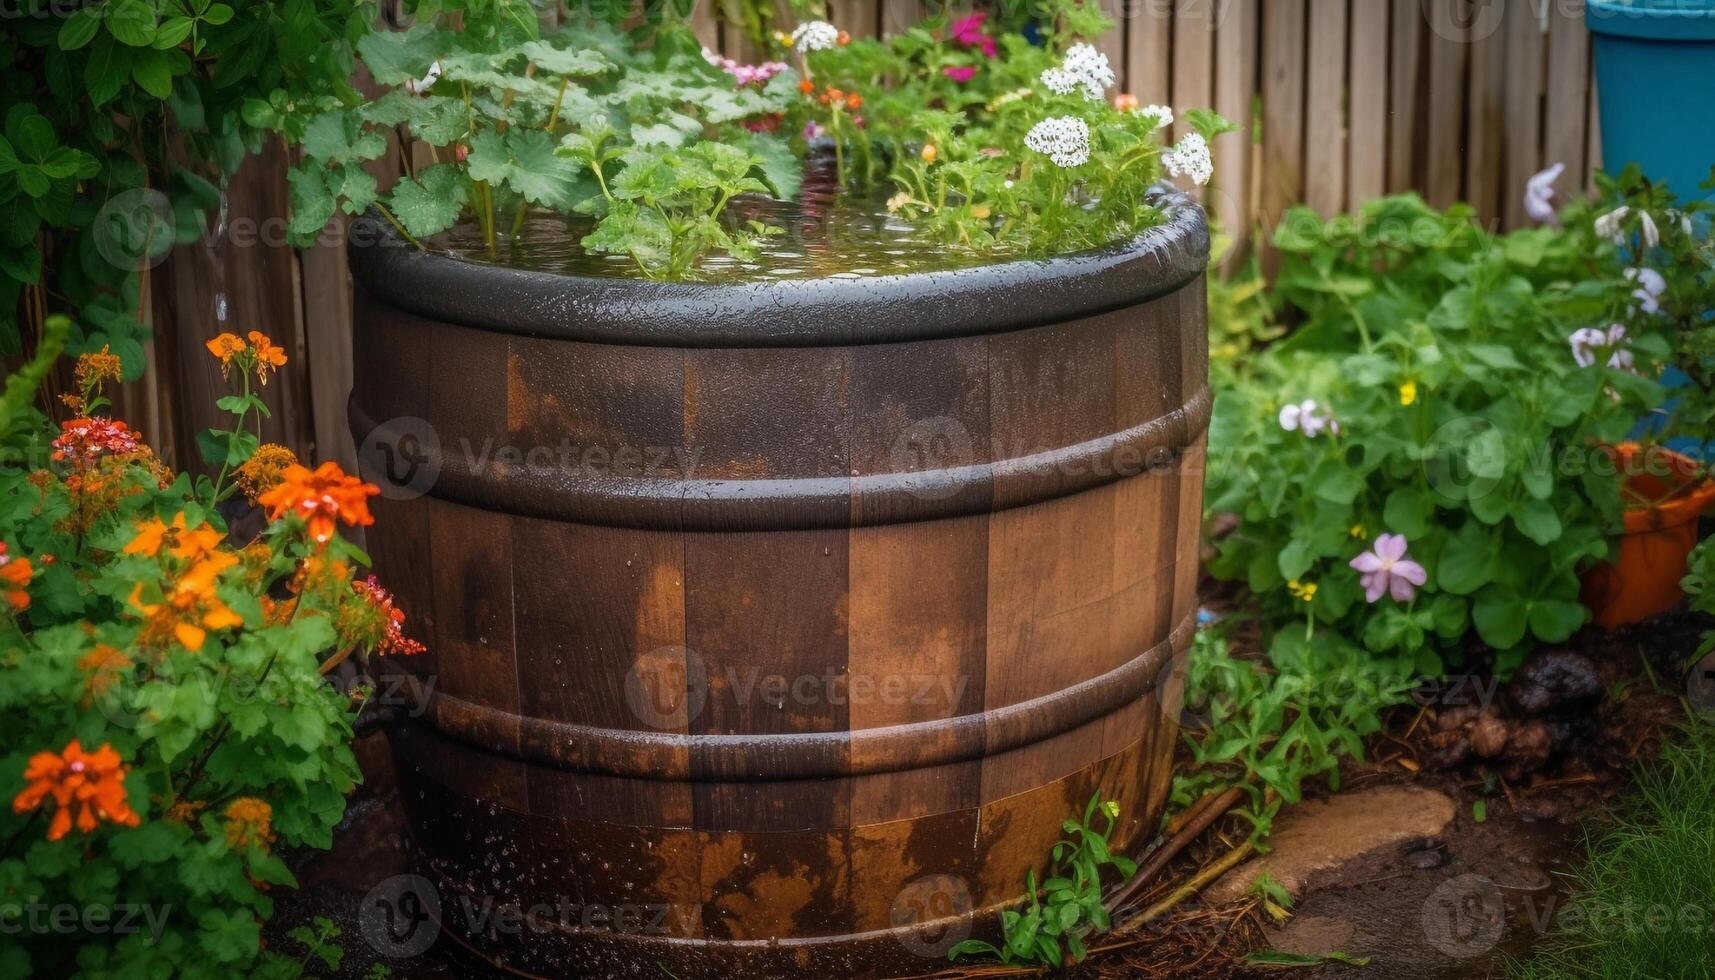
[132,50,175,100]
[386,164,467,239]
[1437,523,1494,595]
[58,7,104,50]
[1527,598,1585,643]
[107,0,159,46]
[1511,497,1562,546]
[1472,588,1528,649]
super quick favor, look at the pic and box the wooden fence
[113,0,1602,478]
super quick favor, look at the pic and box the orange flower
[246,331,287,385]
[128,541,244,652]
[845,92,862,110]
[11,740,141,841]
[257,461,378,545]
[77,644,132,703]
[205,332,246,377]
[1112,93,1140,112]
[0,543,31,611]
[234,443,299,503]
[798,79,814,94]
[75,345,123,393]
[124,512,225,563]
[223,797,275,851]
[920,143,938,163]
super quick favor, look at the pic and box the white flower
[1279,399,1337,438]
[1596,206,1661,248]
[1040,43,1113,101]
[1024,115,1091,168]
[404,60,443,95]
[1569,324,1632,371]
[1667,209,1696,237]
[1639,210,1661,248]
[1061,42,1114,100]
[1040,67,1079,96]
[1138,104,1173,130]
[1523,162,1564,225]
[791,20,840,51]
[1627,267,1667,315]
[1163,132,1214,186]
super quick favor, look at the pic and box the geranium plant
[0,318,422,977]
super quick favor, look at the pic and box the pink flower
[943,65,977,83]
[1349,534,1427,603]
[949,13,997,57]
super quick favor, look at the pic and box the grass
[1511,724,1715,979]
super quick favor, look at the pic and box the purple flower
[942,64,977,83]
[1349,534,1427,603]
[804,121,824,140]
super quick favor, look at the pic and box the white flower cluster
[1138,104,1173,130]
[1627,267,1667,315]
[1024,115,1092,168]
[1523,162,1563,225]
[1569,324,1633,371]
[1163,132,1213,186]
[1595,206,1660,248]
[1039,42,1113,101]
[1278,399,1339,438]
[792,20,840,51]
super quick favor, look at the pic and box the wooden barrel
[346,191,1209,978]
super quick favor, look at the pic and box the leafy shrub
[1205,185,1701,674]
[948,793,1137,968]
[0,325,419,977]
[1,0,372,371]
[1171,628,1413,839]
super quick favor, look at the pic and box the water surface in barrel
[424,157,1009,281]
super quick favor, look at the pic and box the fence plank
[1093,0,1127,88]
[1171,0,1215,144]
[1213,0,1257,269]
[1502,0,1545,228]
[1126,0,1171,105]
[830,0,878,47]
[1464,7,1506,225]
[1260,0,1307,273]
[1423,5,1469,208]
[1545,0,1590,190]
[301,228,358,472]
[1386,0,1423,193]
[1346,0,1387,210]
[1303,0,1347,216]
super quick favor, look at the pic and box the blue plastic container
[1588,0,1715,198]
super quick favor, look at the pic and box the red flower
[350,575,427,656]
[52,417,139,465]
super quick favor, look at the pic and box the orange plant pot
[1581,443,1715,629]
